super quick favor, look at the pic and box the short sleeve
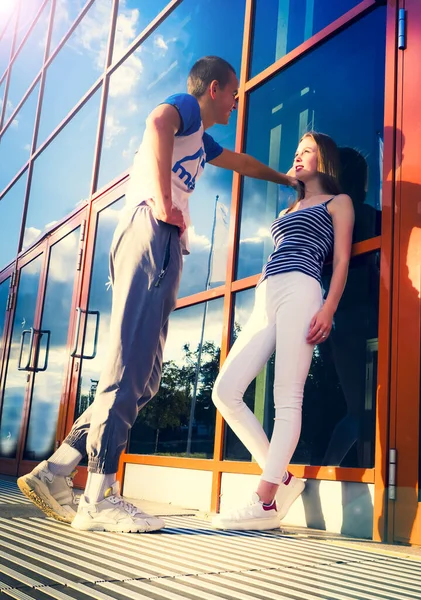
[203,132,223,163]
[160,93,201,136]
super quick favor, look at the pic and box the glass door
[0,210,86,475]
[62,184,126,485]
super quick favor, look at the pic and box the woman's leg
[212,281,276,467]
[258,272,323,499]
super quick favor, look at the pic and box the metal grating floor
[0,479,420,599]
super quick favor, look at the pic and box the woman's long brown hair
[290,131,342,210]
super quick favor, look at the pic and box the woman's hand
[306,304,334,345]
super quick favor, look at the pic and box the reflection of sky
[49,0,95,56]
[0,171,28,270]
[237,7,386,280]
[0,7,16,78]
[0,78,5,120]
[0,82,38,193]
[0,253,42,458]
[74,198,124,421]
[4,1,49,122]
[23,88,102,250]
[14,0,46,50]
[37,0,112,147]
[250,0,360,78]
[113,0,170,63]
[25,227,80,460]
[165,298,224,368]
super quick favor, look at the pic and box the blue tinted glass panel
[49,0,88,55]
[14,0,46,49]
[0,7,17,78]
[38,0,112,147]
[129,298,224,458]
[0,254,43,459]
[237,8,386,280]
[98,0,245,190]
[0,171,27,270]
[251,0,361,78]
[23,89,101,249]
[113,0,170,62]
[24,227,81,461]
[5,1,49,123]
[0,82,38,193]
[0,78,5,121]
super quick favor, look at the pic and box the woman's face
[292,136,319,180]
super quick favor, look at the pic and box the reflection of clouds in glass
[23,226,42,247]
[113,0,170,63]
[24,88,102,248]
[109,51,143,98]
[68,0,112,72]
[165,299,224,367]
[0,82,39,194]
[98,0,245,189]
[0,172,28,270]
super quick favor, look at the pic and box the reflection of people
[18,56,302,533]
[212,132,355,531]
[320,148,378,467]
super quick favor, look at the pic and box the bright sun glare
[0,0,17,20]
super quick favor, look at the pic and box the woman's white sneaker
[71,482,165,533]
[276,473,305,520]
[212,492,280,531]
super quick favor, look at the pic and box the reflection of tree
[141,360,190,453]
[130,341,221,456]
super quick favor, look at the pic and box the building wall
[0,0,419,544]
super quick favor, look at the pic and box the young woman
[212,132,355,530]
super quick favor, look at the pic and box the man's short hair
[188,56,236,98]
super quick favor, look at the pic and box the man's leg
[19,205,181,528]
[72,204,182,531]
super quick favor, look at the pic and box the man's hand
[286,170,305,199]
[150,202,186,235]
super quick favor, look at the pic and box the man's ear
[209,79,219,100]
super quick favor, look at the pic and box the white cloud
[188,226,210,251]
[113,4,139,62]
[109,51,143,98]
[153,34,168,52]
[103,112,127,149]
[11,118,19,128]
[23,227,42,248]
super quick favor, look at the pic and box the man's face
[213,72,239,125]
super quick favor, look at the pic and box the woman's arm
[306,194,355,345]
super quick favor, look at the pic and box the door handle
[35,329,51,372]
[70,307,100,359]
[18,328,35,371]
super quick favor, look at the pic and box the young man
[18,56,303,533]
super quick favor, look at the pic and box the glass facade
[0,0,418,544]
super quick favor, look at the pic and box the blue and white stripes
[260,200,335,285]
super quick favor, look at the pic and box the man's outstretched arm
[210,148,299,189]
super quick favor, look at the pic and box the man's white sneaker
[71,482,165,533]
[276,473,305,520]
[212,492,280,531]
[17,461,79,523]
